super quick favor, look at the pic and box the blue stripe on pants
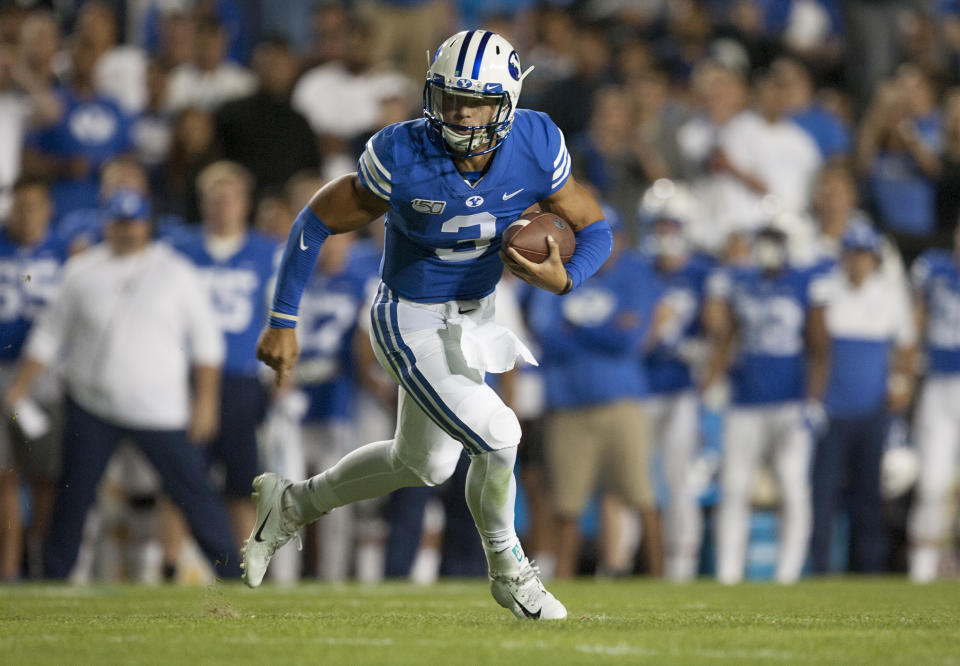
[370,284,491,454]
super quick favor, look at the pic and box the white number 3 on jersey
[435,213,497,262]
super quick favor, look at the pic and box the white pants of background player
[717,402,812,584]
[286,283,536,573]
[909,374,960,582]
[647,390,702,581]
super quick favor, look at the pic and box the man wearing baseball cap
[3,189,241,580]
[810,220,917,574]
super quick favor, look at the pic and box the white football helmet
[639,179,697,258]
[423,30,532,157]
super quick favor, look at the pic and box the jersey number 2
[435,213,496,262]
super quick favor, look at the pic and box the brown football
[502,212,576,264]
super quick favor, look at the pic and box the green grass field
[1,579,958,665]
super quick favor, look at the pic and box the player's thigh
[373,315,520,455]
[605,400,656,509]
[660,391,700,485]
[914,380,960,497]
[771,404,812,494]
[545,407,602,518]
[721,408,767,493]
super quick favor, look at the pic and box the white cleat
[490,556,567,620]
[241,473,301,588]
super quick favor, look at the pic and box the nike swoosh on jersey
[254,508,273,542]
[299,231,308,251]
[511,593,542,619]
[502,189,524,200]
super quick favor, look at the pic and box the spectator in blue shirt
[527,218,664,578]
[22,37,133,220]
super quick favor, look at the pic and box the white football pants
[647,391,702,581]
[290,284,529,565]
[717,402,812,584]
[908,375,960,582]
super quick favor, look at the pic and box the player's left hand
[501,235,569,294]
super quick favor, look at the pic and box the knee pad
[456,399,522,451]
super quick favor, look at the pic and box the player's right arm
[256,173,390,385]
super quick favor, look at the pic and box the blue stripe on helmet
[471,31,493,79]
[454,30,475,78]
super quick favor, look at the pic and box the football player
[640,180,713,581]
[173,161,279,546]
[246,30,613,619]
[293,231,370,580]
[908,223,960,582]
[702,225,831,584]
[0,177,66,580]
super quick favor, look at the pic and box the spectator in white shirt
[696,68,822,244]
[292,18,414,177]
[3,189,240,580]
[164,18,255,113]
[76,1,148,114]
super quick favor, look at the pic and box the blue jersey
[356,109,571,302]
[645,255,712,395]
[527,251,661,409]
[0,230,67,360]
[174,230,279,376]
[26,89,133,217]
[912,249,960,374]
[711,265,826,406]
[296,254,370,423]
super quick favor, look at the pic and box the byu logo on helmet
[508,51,521,81]
[456,78,472,89]
[466,195,484,208]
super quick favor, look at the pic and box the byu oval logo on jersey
[466,195,484,208]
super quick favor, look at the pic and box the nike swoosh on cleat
[511,594,541,619]
[254,509,273,543]
[502,189,524,200]
[299,230,308,251]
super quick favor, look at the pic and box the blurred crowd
[1,0,960,584]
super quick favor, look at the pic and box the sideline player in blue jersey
[639,180,713,581]
[294,231,371,580]
[173,161,279,546]
[702,225,831,584]
[908,225,960,582]
[243,30,613,619]
[0,177,66,581]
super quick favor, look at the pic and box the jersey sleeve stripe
[551,149,571,190]
[359,153,391,201]
[364,139,392,180]
[553,129,567,168]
